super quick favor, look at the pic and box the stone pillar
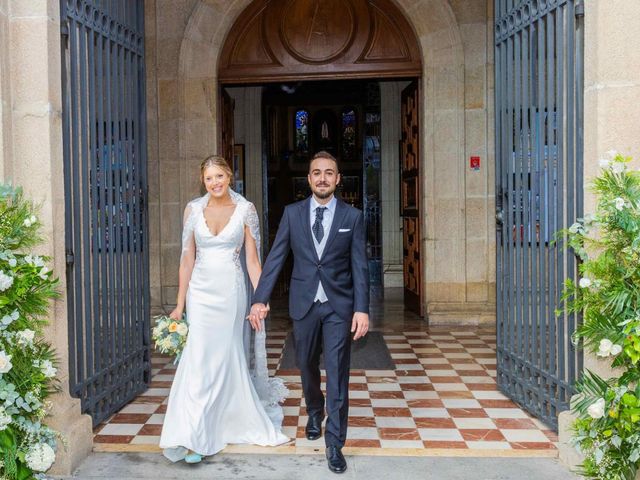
[558,0,640,469]
[379,81,405,287]
[0,0,93,474]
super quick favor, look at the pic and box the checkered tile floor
[93,328,557,456]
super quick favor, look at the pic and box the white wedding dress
[159,192,289,460]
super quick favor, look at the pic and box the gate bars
[60,0,150,426]
[495,0,584,429]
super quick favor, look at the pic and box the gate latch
[495,208,504,226]
[65,250,74,266]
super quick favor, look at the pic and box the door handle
[495,208,504,226]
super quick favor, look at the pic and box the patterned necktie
[313,206,326,243]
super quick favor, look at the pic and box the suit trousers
[293,300,351,448]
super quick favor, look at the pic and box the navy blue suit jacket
[253,197,369,321]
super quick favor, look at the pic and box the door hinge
[575,0,585,17]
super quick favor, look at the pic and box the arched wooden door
[218,0,422,83]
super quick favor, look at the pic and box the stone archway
[175,0,483,322]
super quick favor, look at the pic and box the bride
[159,156,290,463]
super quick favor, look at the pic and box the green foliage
[559,153,640,479]
[0,183,61,479]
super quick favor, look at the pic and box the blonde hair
[200,155,233,185]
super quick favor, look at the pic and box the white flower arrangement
[596,338,622,358]
[0,271,13,292]
[579,277,592,288]
[587,397,606,419]
[614,197,626,211]
[24,442,55,472]
[0,350,12,374]
[16,329,35,346]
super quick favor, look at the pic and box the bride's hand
[169,307,183,321]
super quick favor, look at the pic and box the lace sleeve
[244,202,261,262]
[180,203,197,263]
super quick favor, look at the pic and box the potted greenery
[559,152,640,479]
[0,184,62,479]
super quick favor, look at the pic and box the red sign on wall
[470,156,480,170]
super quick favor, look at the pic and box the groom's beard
[311,183,335,199]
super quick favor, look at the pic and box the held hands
[351,312,369,341]
[247,303,270,331]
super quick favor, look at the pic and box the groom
[250,151,370,474]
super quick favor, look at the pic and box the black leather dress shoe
[325,446,347,474]
[305,414,323,440]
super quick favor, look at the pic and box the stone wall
[145,0,497,324]
[0,0,93,474]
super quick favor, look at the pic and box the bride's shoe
[184,452,203,464]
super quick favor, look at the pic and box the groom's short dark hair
[309,151,339,172]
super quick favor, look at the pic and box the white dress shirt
[310,195,337,303]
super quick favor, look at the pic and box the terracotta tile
[348,417,377,427]
[283,397,301,407]
[276,369,300,376]
[366,376,397,383]
[428,376,462,383]
[543,430,559,442]
[348,383,369,391]
[372,407,412,417]
[493,418,537,429]
[93,434,135,444]
[282,416,299,427]
[349,399,372,407]
[438,391,474,399]
[447,408,488,418]
[399,383,435,391]
[465,383,498,391]
[149,381,173,388]
[344,439,381,448]
[407,399,444,408]
[423,440,467,449]
[478,399,517,408]
[296,426,306,438]
[414,418,456,429]
[395,370,429,377]
[155,404,167,414]
[138,424,163,436]
[510,442,557,450]
[460,429,506,441]
[370,391,405,399]
[393,358,420,364]
[378,428,421,440]
[456,370,490,376]
[131,396,166,404]
[109,413,152,424]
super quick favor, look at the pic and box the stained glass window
[295,109,309,156]
[341,107,356,162]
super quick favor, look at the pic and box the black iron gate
[60,0,150,426]
[495,0,584,429]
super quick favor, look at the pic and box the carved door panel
[220,89,235,167]
[401,80,422,316]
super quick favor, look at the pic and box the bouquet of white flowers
[152,314,189,363]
